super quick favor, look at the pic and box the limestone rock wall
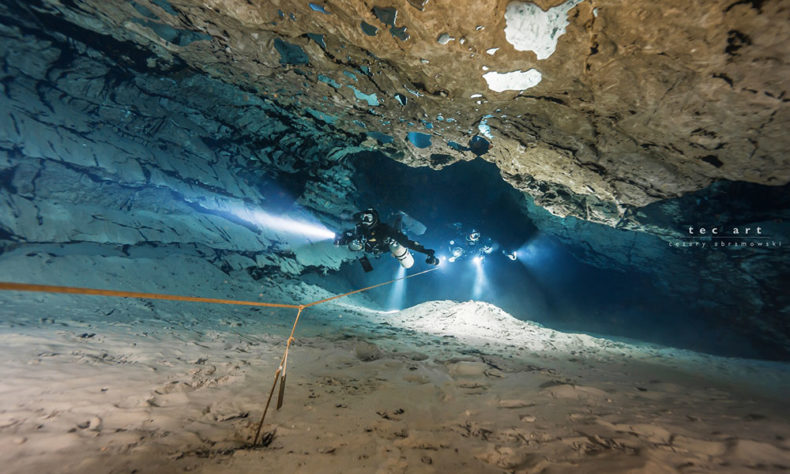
[20,0,790,229]
[518,187,790,358]
[0,4,360,278]
[1,0,788,357]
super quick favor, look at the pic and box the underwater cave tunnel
[1,0,790,472]
[312,151,790,360]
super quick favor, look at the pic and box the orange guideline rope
[303,267,438,308]
[0,266,441,445]
[253,306,303,445]
[253,266,439,443]
[0,281,300,309]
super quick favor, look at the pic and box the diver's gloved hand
[425,250,439,266]
[334,230,354,246]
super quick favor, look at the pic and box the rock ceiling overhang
[31,0,790,226]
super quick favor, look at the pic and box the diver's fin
[396,211,427,236]
[276,373,287,410]
[359,256,374,272]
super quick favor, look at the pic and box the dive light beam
[243,209,336,240]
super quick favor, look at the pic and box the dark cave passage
[298,153,787,359]
[1,2,790,473]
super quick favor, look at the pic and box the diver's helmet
[467,230,481,243]
[358,208,379,227]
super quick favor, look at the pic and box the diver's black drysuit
[335,209,438,265]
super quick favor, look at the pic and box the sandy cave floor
[0,248,788,473]
[1,297,790,474]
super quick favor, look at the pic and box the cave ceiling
[25,0,790,225]
[13,0,790,228]
[2,0,790,357]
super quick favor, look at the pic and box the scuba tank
[389,240,414,269]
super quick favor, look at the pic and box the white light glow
[387,265,407,311]
[240,209,336,240]
[516,235,555,267]
[518,242,539,263]
[472,257,487,298]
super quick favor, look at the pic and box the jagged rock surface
[16,0,790,229]
[517,188,790,356]
[0,4,360,277]
[0,1,788,357]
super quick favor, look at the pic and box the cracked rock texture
[0,1,789,357]
[0,3,361,277]
[15,0,790,229]
[518,186,790,357]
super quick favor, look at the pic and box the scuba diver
[446,223,517,263]
[447,224,486,262]
[335,208,440,272]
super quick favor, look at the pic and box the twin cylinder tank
[390,241,414,269]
